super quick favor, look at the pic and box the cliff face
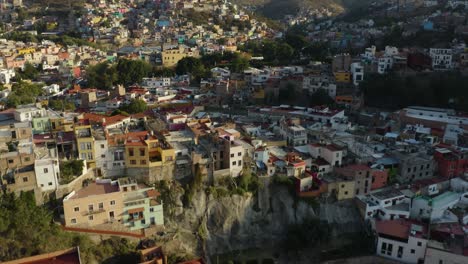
[161,181,363,260]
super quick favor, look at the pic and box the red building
[434,147,468,178]
[371,169,389,190]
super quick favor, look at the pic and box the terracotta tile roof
[128,207,144,214]
[376,219,427,241]
[146,189,160,198]
[83,113,129,126]
[2,247,81,264]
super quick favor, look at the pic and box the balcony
[84,209,106,215]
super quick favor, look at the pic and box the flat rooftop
[69,182,119,199]
[372,188,404,200]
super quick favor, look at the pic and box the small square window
[71,218,77,224]
[150,207,154,212]
[110,200,115,205]
[74,207,79,212]
[22,177,28,182]
[48,182,53,186]
[411,249,415,254]
[44,168,49,173]
[88,215,94,221]
[417,242,422,246]
[231,153,234,158]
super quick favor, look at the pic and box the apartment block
[63,178,164,230]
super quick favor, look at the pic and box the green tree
[86,61,118,90]
[309,89,335,107]
[48,99,76,111]
[16,62,39,80]
[176,57,206,82]
[60,160,84,183]
[116,59,152,85]
[6,81,44,107]
[120,99,147,114]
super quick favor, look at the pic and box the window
[150,207,154,212]
[387,244,393,255]
[238,152,242,156]
[140,149,145,156]
[74,207,79,212]
[110,200,115,205]
[238,160,242,166]
[48,182,53,186]
[87,153,93,160]
[231,153,234,158]
[417,242,422,246]
[141,160,147,165]
[101,144,105,149]
[232,161,236,166]
[88,215,94,221]
[22,177,28,182]
[71,218,77,224]
[344,191,348,195]
[129,148,134,156]
[86,143,92,150]
[141,219,146,225]
[88,205,94,211]
[8,159,13,164]
[98,203,103,210]
[25,157,30,162]
[130,160,136,165]
[101,154,105,158]
[123,187,128,192]
[438,260,443,264]
[44,168,49,173]
[397,246,403,258]
[381,242,387,254]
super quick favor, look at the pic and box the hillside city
[0,0,468,264]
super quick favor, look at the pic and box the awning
[127,207,144,214]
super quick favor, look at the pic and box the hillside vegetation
[233,0,374,20]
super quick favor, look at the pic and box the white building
[35,159,60,191]
[350,62,364,86]
[429,48,453,70]
[375,219,428,264]
[211,67,231,79]
[302,75,336,98]
[356,188,410,220]
[142,77,171,88]
[42,84,60,95]
[94,138,108,175]
[363,45,376,61]
[410,191,461,222]
[424,0,439,7]
[424,240,468,264]
[244,67,272,85]
[402,106,468,126]
[14,106,47,122]
[377,56,393,74]
[0,69,15,84]
[279,118,307,147]
[308,143,343,167]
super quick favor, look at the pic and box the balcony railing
[84,209,106,215]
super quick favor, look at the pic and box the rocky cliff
[159,180,364,261]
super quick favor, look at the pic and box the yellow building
[74,121,96,167]
[17,47,36,55]
[125,131,175,168]
[161,46,199,67]
[326,177,356,200]
[334,71,351,83]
